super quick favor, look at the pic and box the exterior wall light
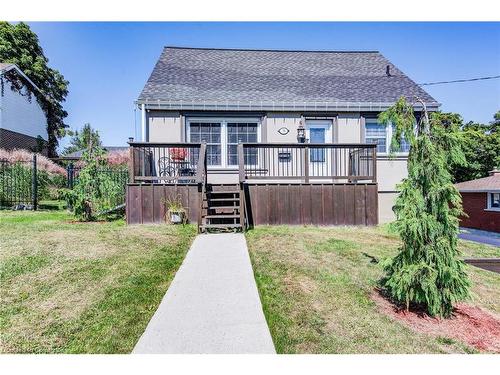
[297,124,306,143]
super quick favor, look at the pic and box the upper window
[489,192,500,210]
[364,118,410,154]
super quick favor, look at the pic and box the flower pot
[168,210,185,224]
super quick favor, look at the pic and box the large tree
[451,111,500,182]
[0,22,69,157]
[62,123,102,156]
[380,97,470,318]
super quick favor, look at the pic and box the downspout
[141,103,147,142]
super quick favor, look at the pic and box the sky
[27,22,500,151]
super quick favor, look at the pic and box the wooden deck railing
[238,143,377,183]
[128,142,207,184]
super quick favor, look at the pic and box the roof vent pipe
[386,65,391,76]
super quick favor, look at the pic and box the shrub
[62,145,123,221]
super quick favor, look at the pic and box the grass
[0,210,196,353]
[245,225,500,354]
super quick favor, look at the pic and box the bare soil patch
[372,290,500,353]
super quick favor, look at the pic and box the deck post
[128,145,135,183]
[197,142,207,232]
[238,143,246,228]
[372,146,377,183]
[304,145,309,183]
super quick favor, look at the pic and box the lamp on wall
[297,121,306,143]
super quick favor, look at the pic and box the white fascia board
[135,99,441,113]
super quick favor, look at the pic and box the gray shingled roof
[138,47,438,108]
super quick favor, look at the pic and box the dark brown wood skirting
[126,182,378,226]
[126,184,201,225]
[243,183,378,226]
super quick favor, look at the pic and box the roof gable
[138,47,438,109]
[0,63,49,101]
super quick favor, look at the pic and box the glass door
[306,120,332,177]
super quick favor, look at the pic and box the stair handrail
[196,142,207,232]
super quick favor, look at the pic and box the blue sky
[28,22,500,150]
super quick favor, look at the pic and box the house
[126,47,439,230]
[455,170,500,233]
[0,63,49,155]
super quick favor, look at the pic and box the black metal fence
[0,155,38,209]
[0,156,129,210]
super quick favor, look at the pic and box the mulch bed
[372,290,500,353]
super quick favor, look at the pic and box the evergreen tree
[62,123,102,156]
[379,97,470,318]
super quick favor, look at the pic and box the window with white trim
[188,122,222,166]
[364,118,410,154]
[365,119,387,153]
[227,122,258,166]
[187,118,260,167]
[489,192,500,210]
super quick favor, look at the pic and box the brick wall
[0,128,48,156]
[460,192,500,233]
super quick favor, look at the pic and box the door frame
[305,120,333,143]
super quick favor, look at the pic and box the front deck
[126,142,378,230]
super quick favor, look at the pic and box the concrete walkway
[133,233,276,354]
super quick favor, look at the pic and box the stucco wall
[337,113,361,143]
[377,157,408,192]
[265,113,301,143]
[0,79,47,140]
[146,111,182,142]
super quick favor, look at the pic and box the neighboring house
[455,170,500,233]
[0,63,49,155]
[127,47,440,229]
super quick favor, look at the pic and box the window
[187,118,260,167]
[489,193,500,210]
[227,122,258,165]
[188,122,221,166]
[365,119,387,153]
[364,118,410,154]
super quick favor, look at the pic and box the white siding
[0,80,47,140]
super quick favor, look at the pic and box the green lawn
[0,210,196,353]
[246,225,500,354]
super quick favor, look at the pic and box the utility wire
[418,75,500,86]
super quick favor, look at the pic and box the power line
[418,75,500,86]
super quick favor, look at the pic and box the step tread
[201,224,242,229]
[204,205,239,209]
[204,214,240,219]
[207,190,240,195]
[206,198,240,202]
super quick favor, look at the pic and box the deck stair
[200,185,243,232]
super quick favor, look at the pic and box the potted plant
[163,196,187,224]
